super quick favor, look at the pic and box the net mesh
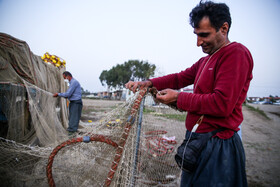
[0,33,186,186]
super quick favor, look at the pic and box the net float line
[46,134,118,187]
[104,87,148,187]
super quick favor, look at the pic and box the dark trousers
[67,99,83,132]
[180,132,247,187]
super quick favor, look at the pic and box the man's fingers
[157,91,167,96]
[125,81,151,93]
[125,81,136,91]
[133,84,140,93]
[125,81,133,89]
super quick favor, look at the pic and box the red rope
[104,88,147,186]
[144,130,167,136]
[46,88,148,187]
[2,33,165,186]
[46,134,118,187]
[144,130,177,157]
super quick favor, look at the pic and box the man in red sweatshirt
[126,1,253,187]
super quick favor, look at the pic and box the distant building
[248,97,261,102]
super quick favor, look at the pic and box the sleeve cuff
[177,92,183,109]
[177,92,191,111]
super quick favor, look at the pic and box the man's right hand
[125,80,152,93]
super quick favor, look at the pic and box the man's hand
[125,80,152,93]
[156,89,179,105]
[53,93,59,97]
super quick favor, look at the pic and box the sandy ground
[242,104,280,187]
[81,99,280,187]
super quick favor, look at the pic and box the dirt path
[242,104,280,187]
[81,99,280,187]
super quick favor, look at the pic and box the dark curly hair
[189,1,231,33]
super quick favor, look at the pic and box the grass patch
[82,108,106,115]
[244,104,271,120]
[269,112,280,118]
[155,113,187,122]
[143,108,186,121]
[110,104,121,110]
[143,108,156,113]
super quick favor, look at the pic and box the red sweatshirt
[151,42,253,139]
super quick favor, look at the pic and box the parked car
[259,100,273,105]
[253,100,272,105]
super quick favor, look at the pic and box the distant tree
[81,87,90,95]
[99,60,156,90]
[269,95,276,103]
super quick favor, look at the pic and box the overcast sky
[0,0,279,97]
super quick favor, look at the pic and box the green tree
[99,60,156,89]
[269,95,276,103]
[81,87,90,95]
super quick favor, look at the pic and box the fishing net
[0,33,186,186]
[0,33,68,146]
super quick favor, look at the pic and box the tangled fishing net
[0,33,186,186]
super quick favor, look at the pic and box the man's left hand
[53,93,59,97]
[156,89,179,105]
